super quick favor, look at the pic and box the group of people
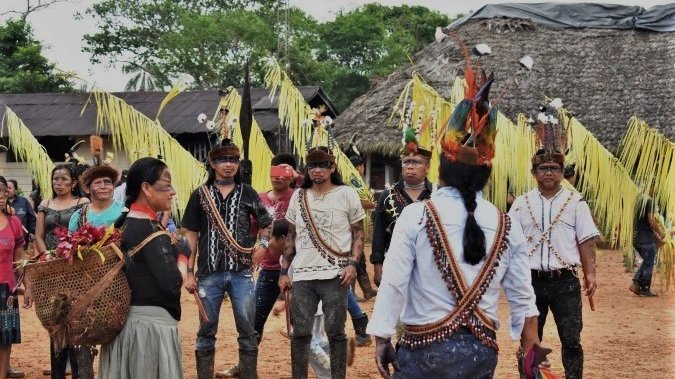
[0,121,598,379]
[0,86,664,379]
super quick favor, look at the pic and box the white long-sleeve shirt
[367,187,538,340]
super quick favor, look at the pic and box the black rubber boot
[357,272,378,300]
[196,349,215,379]
[291,336,311,379]
[238,349,258,379]
[352,313,372,347]
[328,338,348,379]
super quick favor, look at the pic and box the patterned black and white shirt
[182,183,272,276]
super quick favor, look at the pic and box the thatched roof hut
[334,3,675,157]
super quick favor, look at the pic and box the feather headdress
[531,105,567,166]
[401,101,433,159]
[303,104,335,152]
[438,36,498,166]
[205,106,241,160]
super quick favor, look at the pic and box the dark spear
[239,60,253,185]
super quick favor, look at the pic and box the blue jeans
[347,288,363,318]
[634,242,657,291]
[196,269,258,352]
[254,269,281,340]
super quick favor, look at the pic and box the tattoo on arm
[282,224,296,269]
[350,220,365,261]
[186,230,199,269]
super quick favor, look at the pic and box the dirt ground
[11,249,674,378]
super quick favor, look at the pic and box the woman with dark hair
[6,179,36,247]
[34,164,89,378]
[100,157,183,378]
[0,180,30,379]
[368,75,549,378]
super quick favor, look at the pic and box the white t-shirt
[286,185,365,282]
[509,188,600,271]
[113,183,126,203]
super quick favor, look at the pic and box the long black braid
[439,158,492,265]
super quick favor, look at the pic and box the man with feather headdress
[368,42,550,379]
[508,107,599,379]
[182,106,273,379]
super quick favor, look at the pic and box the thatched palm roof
[334,4,675,157]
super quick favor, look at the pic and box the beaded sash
[399,200,510,351]
[298,189,351,268]
[198,185,253,266]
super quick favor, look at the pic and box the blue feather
[449,99,472,131]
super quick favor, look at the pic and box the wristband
[259,237,270,249]
[280,268,289,276]
[187,267,194,273]
[348,259,359,269]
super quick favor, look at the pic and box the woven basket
[24,244,131,348]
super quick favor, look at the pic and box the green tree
[317,4,453,110]
[82,0,319,88]
[0,19,73,93]
[82,1,457,110]
[122,63,163,91]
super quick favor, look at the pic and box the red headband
[270,164,295,179]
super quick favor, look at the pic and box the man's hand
[252,246,266,269]
[184,273,198,294]
[375,337,398,378]
[339,265,357,287]
[374,264,383,287]
[22,287,33,309]
[583,272,596,298]
[279,274,292,293]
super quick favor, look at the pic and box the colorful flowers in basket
[45,224,121,263]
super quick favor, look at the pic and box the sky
[0,0,671,91]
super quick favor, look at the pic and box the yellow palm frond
[89,90,207,218]
[653,213,674,291]
[218,87,274,192]
[559,108,639,251]
[156,83,185,120]
[618,117,674,220]
[265,59,372,201]
[1,106,54,200]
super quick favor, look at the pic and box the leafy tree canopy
[0,19,73,93]
[82,1,454,110]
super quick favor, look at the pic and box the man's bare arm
[350,220,365,262]
[281,223,296,269]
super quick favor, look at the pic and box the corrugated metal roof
[0,86,334,137]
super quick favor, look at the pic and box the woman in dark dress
[99,157,183,378]
[34,164,89,378]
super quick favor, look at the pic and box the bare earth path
[12,250,674,378]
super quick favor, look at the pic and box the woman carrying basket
[99,157,184,379]
[34,164,89,378]
[0,179,31,379]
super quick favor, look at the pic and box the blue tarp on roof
[448,3,675,32]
